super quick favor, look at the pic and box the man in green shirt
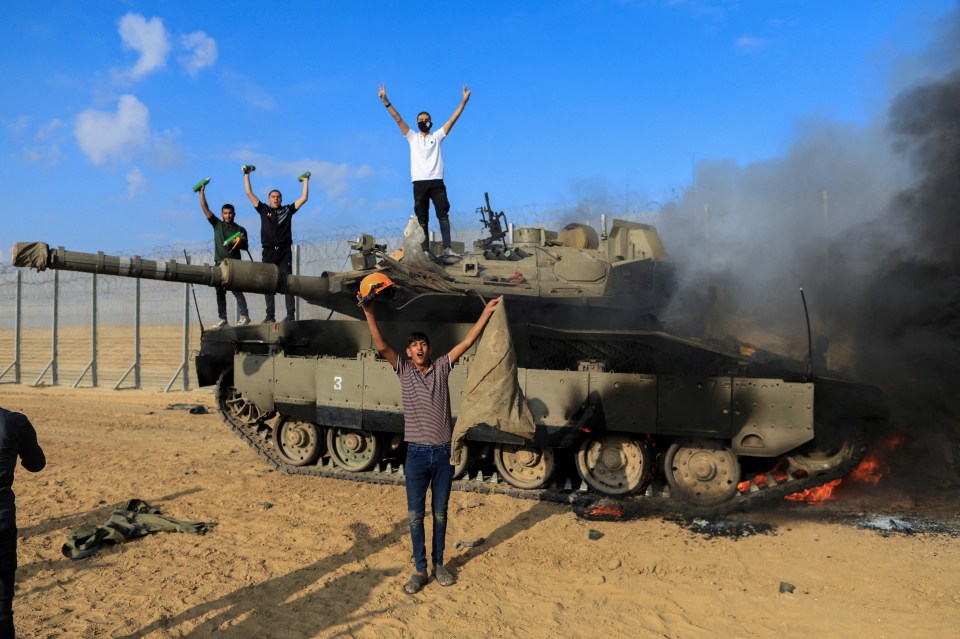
[198,182,251,327]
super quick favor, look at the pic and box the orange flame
[735,432,906,504]
[586,505,623,518]
[784,479,843,503]
[784,432,905,504]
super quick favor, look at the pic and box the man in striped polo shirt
[360,295,500,594]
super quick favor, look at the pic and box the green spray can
[241,165,256,174]
[298,171,311,182]
[192,177,211,193]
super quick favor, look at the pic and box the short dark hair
[407,331,430,346]
[222,204,235,214]
[269,189,282,199]
[417,111,431,121]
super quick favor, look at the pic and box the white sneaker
[237,316,251,326]
[214,319,228,328]
[442,247,459,257]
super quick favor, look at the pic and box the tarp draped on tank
[451,299,535,466]
[11,241,50,270]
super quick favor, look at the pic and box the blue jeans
[404,442,453,575]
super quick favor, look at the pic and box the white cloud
[125,167,149,199]
[220,69,276,110]
[36,118,64,141]
[179,31,217,76]
[229,151,374,200]
[15,118,66,166]
[3,115,30,135]
[118,13,170,79]
[735,36,768,53]
[74,95,150,165]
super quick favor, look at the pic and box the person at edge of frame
[0,407,46,639]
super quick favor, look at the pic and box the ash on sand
[856,515,960,537]
[667,515,776,540]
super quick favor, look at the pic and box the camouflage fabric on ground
[62,498,216,559]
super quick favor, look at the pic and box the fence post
[0,272,22,384]
[164,272,191,392]
[114,278,141,389]
[73,272,98,388]
[33,269,59,386]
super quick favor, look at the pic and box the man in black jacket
[0,408,45,639]
[244,168,309,324]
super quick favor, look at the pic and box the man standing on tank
[378,84,470,257]
[198,182,251,327]
[244,168,309,323]
[0,407,45,638]
[359,290,500,594]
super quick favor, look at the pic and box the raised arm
[12,411,45,473]
[448,297,500,364]
[198,182,214,219]
[294,174,309,211]
[379,84,410,136]
[442,84,471,135]
[244,171,260,207]
[360,298,399,369]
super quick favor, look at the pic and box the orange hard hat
[357,272,396,306]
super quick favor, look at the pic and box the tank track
[217,405,867,515]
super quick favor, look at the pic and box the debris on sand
[667,515,776,540]
[855,515,960,537]
[166,403,208,414]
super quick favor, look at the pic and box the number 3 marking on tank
[333,376,342,391]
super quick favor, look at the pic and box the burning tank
[11,194,887,510]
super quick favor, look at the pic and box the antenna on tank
[800,287,813,380]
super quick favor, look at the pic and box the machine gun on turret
[476,192,509,252]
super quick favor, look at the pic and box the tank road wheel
[785,422,861,474]
[493,444,557,490]
[273,417,324,467]
[575,435,654,497]
[664,439,741,507]
[216,375,271,429]
[452,443,480,480]
[326,427,383,472]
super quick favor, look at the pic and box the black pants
[413,179,452,250]
[0,526,16,639]
[262,247,295,321]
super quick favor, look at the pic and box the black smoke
[659,8,960,490]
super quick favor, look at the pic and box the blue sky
[1,0,955,258]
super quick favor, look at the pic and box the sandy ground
[1,384,958,639]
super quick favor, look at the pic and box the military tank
[11,195,887,511]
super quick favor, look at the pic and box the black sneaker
[263,317,276,324]
[282,316,295,322]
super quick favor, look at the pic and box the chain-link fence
[0,196,664,390]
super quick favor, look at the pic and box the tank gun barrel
[11,242,336,306]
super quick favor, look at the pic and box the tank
[11,197,887,511]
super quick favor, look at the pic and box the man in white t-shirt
[378,84,471,257]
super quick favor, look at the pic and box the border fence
[1,196,664,391]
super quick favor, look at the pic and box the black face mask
[417,120,432,133]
